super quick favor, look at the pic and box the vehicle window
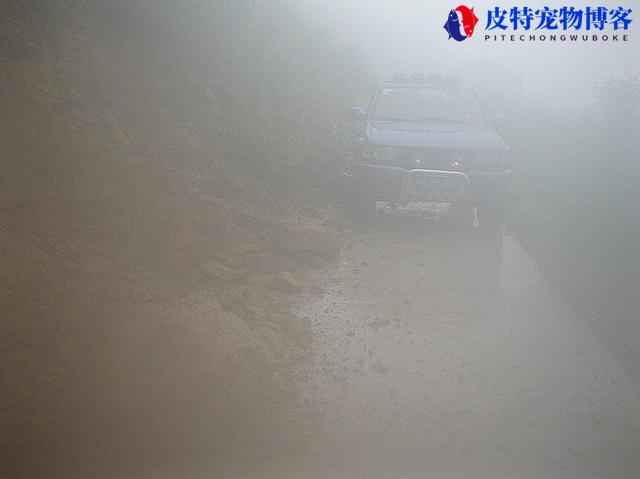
[373,87,487,124]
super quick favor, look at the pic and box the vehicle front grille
[397,148,460,171]
[369,148,463,171]
[365,147,505,172]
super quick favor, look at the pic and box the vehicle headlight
[449,158,466,171]
[364,146,396,163]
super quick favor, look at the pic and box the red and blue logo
[444,5,480,41]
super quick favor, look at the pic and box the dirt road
[267,223,640,479]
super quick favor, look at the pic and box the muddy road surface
[266,223,640,479]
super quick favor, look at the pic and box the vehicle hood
[367,120,508,152]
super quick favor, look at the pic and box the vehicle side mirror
[351,106,367,120]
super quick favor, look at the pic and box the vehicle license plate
[409,173,466,202]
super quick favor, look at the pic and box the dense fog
[2,1,639,478]
[303,0,639,108]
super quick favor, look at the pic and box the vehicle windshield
[372,86,487,124]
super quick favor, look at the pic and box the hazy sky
[301,0,639,109]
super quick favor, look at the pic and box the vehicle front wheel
[351,185,380,224]
[477,202,506,228]
[449,203,475,228]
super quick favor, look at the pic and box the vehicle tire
[477,202,506,228]
[351,184,379,225]
[450,203,475,228]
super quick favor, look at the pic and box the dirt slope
[0,18,341,479]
